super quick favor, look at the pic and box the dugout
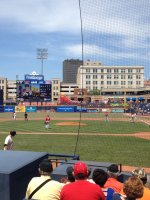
[0,150,48,200]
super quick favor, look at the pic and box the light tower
[37,48,48,75]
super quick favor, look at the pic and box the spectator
[4,130,16,150]
[92,168,114,200]
[61,166,75,184]
[25,159,63,200]
[113,176,144,200]
[104,164,123,193]
[60,161,105,200]
[132,168,150,200]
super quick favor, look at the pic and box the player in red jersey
[44,115,51,129]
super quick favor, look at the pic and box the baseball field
[0,112,150,170]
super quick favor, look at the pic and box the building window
[136,81,141,85]
[86,81,91,85]
[114,69,119,73]
[107,69,111,73]
[114,81,119,85]
[86,69,90,73]
[121,69,126,73]
[101,69,104,73]
[101,75,104,79]
[93,86,97,90]
[53,80,58,84]
[128,75,133,79]
[53,86,58,90]
[121,75,126,79]
[107,75,111,79]
[128,69,132,73]
[107,81,111,85]
[128,81,133,85]
[86,75,90,79]
[121,81,126,85]
[136,75,141,79]
[93,81,97,85]
[136,69,141,73]
[93,69,97,73]
[114,75,119,79]
[93,75,97,79]
[101,81,104,85]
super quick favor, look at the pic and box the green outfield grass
[0,112,135,119]
[0,112,149,168]
[0,120,149,134]
[0,134,149,167]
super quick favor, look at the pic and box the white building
[77,61,144,91]
[60,83,79,96]
[0,77,7,101]
[7,80,17,101]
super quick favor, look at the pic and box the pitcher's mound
[56,122,86,126]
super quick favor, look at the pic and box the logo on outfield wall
[25,71,44,81]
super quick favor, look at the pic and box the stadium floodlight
[37,48,48,75]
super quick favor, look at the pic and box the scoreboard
[17,80,51,101]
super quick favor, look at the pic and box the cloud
[0,0,80,33]
[64,43,150,61]
[80,0,150,38]
[0,0,149,37]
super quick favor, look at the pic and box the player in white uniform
[4,131,16,150]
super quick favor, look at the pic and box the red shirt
[45,117,50,122]
[104,178,123,193]
[60,180,105,200]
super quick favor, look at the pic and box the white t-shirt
[4,135,14,150]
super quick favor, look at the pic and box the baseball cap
[74,162,88,176]
[108,164,119,173]
[39,159,53,173]
[132,168,146,179]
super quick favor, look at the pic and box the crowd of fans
[24,159,150,200]
[59,99,150,114]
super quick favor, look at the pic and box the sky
[0,0,150,81]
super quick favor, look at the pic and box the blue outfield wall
[4,106,15,112]
[26,106,37,112]
[0,106,4,112]
[57,106,75,112]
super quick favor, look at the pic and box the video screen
[17,81,51,101]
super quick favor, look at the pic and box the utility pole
[37,48,48,75]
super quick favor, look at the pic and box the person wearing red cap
[60,161,105,200]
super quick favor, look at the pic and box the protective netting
[74,0,150,168]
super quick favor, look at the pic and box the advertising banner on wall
[76,107,87,112]
[57,106,75,112]
[87,109,98,113]
[0,106,4,112]
[102,108,111,113]
[15,106,26,112]
[26,106,37,112]
[111,109,124,113]
[4,106,15,112]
